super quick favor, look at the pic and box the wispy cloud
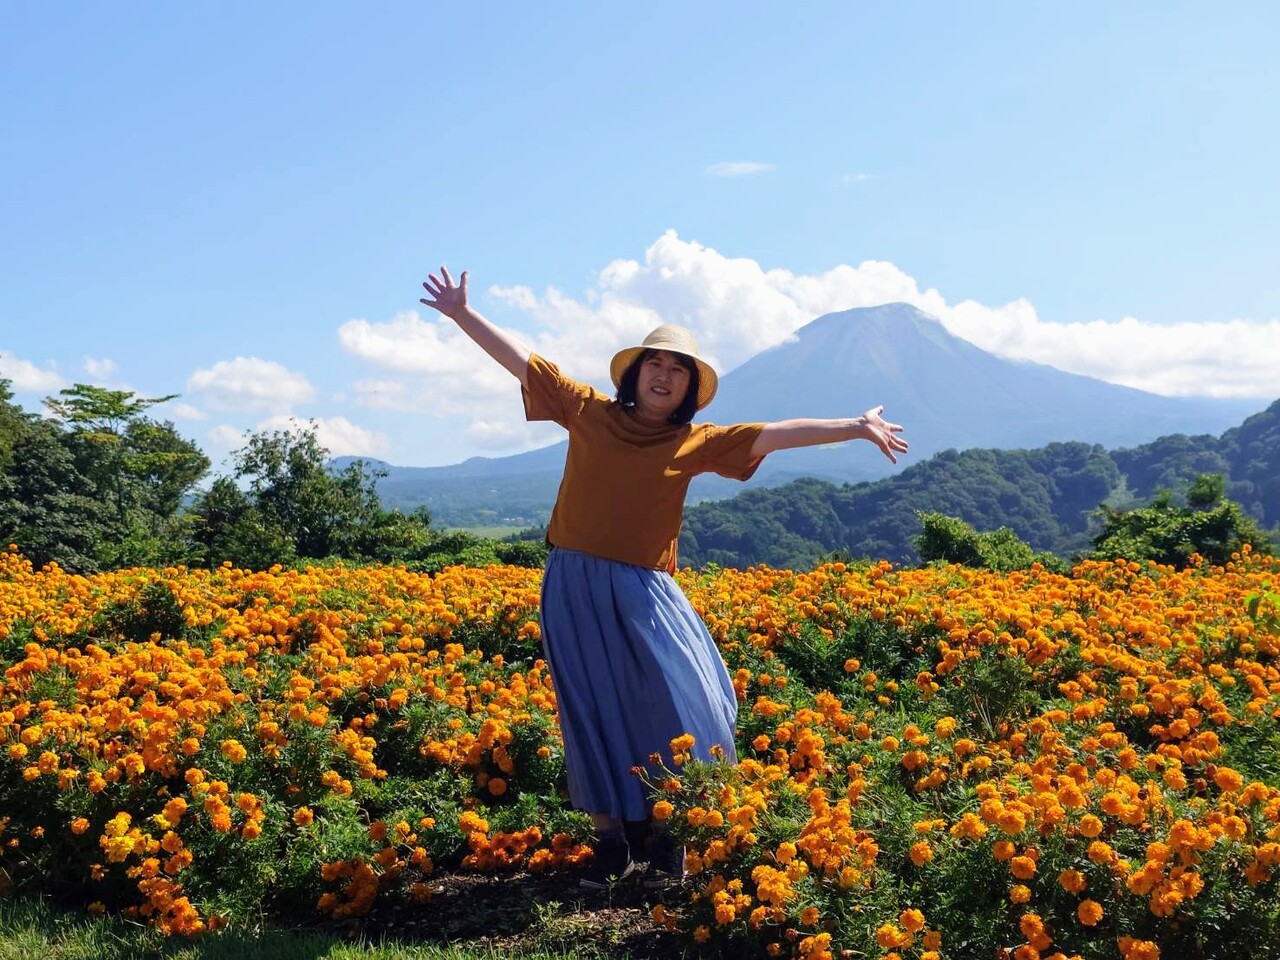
[705,161,776,177]
[82,357,117,379]
[840,172,877,184]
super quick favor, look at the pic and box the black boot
[643,827,685,888]
[624,818,653,862]
[579,829,636,889]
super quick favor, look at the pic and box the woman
[420,266,908,888]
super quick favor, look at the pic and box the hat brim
[610,346,718,411]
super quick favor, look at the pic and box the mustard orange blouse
[522,354,765,571]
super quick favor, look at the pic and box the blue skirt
[539,547,739,821]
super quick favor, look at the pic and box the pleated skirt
[539,547,739,821]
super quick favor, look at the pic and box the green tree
[190,477,297,570]
[193,425,433,568]
[0,380,30,473]
[1089,473,1272,567]
[41,384,209,567]
[0,418,112,572]
[913,512,1064,573]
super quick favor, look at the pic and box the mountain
[356,304,1265,527]
[679,398,1280,569]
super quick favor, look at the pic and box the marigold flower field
[1,544,1278,959]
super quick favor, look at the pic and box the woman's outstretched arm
[749,406,909,463]
[421,266,532,387]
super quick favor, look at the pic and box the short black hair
[615,349,700,425]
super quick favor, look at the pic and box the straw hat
[609,324,719,410]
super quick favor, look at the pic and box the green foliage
[0,380,29,474]
[1247,583,1280,635]
[192,426,434,570]
[0,417,112,572]
[683,443,1122,569]
[403,531,549,575]
[681,404,1280,570]
[0,383,210,571]
[1089,473,1272,567]
[913,512,1066,573]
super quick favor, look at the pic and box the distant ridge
[345,303,1265,527]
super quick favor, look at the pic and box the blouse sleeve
[699,422,767,480]
[522,354,593,427]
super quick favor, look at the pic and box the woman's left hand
[860,406,909,463]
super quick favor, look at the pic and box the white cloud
[939,305,1280,398]
[464,418,561,452]
[255,415,389,458]
[840,172,877,184]
[171,402,207,421]
[0,350,65,393]
[352,379,415,412]
[208,423,248,448]
[338,311,516,395]
[336,230,1280,459]
[83,357,117,379]
[186,357,315,412]
[705,161,776,177]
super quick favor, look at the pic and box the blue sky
[3,2,1278,471]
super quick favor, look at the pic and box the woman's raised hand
[421,266,468,319]
[860,405,909,463]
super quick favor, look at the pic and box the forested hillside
[680,398,1280,568]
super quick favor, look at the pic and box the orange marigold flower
[1077,899,1104,926]
[1058,869,1087,893]
[1213,767,1243,792]
[899,908,925,932]
[1011,855,1037,880]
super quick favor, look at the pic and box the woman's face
[633,350,692,422]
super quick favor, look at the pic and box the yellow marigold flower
[651,800,674,821]
[293,807,314,827]
[1078,814,1104,838]
[1010,884,1031,904]
[993,840,1016,861]
[219,739,247,764]
[70,817,90,835]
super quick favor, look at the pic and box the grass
[0,898,621,960]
